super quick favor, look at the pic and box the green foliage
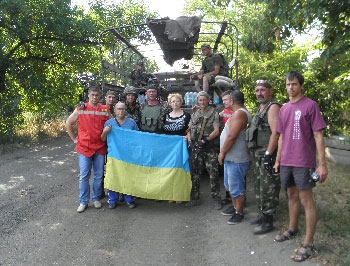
[184,0,349,136]
[0,0,155,143]
[0,0,349,144]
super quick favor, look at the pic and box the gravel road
[0,135,322,266]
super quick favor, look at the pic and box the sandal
[274,228,299,242]
[291,244,311,262]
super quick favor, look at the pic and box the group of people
[215,71,328,262]
[66,66,328,262]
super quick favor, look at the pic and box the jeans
[78,152,105,205]
[107,191,134,204]
[224,160,251,198]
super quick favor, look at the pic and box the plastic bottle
[193,92,198,105]
[188,92,194,106]
[184,92,189,105]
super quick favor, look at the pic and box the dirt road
[0,135,321,266]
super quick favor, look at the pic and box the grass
[1,116,349,265]
[274,161,350,266]
[0,115,67,153]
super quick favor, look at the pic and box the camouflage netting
[147,16,201,66]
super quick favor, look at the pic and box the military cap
[123,86,138,96]
[201,43,211,49]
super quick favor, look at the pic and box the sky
[71,0,186,71]
[71,0,185,19]
[146,0,185,19]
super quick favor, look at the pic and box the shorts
[205,74,216,85]
[280,166,316,190]
[195,74,215,85]
[224,160,251,198]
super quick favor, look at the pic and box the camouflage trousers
[190,149,221,201]
[253,155,281,216]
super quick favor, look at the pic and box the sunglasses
[256,80,268,84]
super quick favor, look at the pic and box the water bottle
[184,92,189,105]
[193,92,198,105]
[138,94,145,105]
[188,92,193,106]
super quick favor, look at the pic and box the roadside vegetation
[273,161,350,266]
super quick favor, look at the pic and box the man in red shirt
[66,87,110,213]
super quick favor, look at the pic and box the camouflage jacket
[189,106,220,149]
[130,70,152,87]
[126,102,141,126]
[202,53,229,76]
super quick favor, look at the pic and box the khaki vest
[246,100,281,149]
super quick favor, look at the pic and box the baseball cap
[201,43,211,49]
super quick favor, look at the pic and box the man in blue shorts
[218,90,252,224]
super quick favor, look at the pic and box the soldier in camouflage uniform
[123,86,141,127]
[185,91,222,210]
[130,60,158,88]
[140,85,171,133]
[190,44,229,92]
[246,80,281,235]
[105,90,117,117]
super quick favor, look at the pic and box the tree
[183,0,349,135]
[0,0,156,142]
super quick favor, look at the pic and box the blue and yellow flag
[105,127,192,201]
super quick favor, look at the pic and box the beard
[258,98,268,104]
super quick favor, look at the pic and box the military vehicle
[90,17,239,108]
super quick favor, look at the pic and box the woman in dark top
[163,93,191,204]
[163,93,190,136]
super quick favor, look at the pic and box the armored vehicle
[95,17,239,109]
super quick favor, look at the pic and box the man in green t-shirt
[190,44,228,92]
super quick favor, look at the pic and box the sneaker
[93,201,102,209]
[227,213,244,225]
[108,203,116,209]
[214,200,223,210]
[185,199,201,207]
[126,202,136,209]
[118,193,124,202]
[77,204,87,213]
[221,205,236,216]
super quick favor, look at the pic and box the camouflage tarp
[147,16,201,66]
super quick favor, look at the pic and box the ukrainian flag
[105,127,192,201]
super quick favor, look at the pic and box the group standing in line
[66,69,328,263]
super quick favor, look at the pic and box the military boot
[253,214,274,235]
[249,213,265,225]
